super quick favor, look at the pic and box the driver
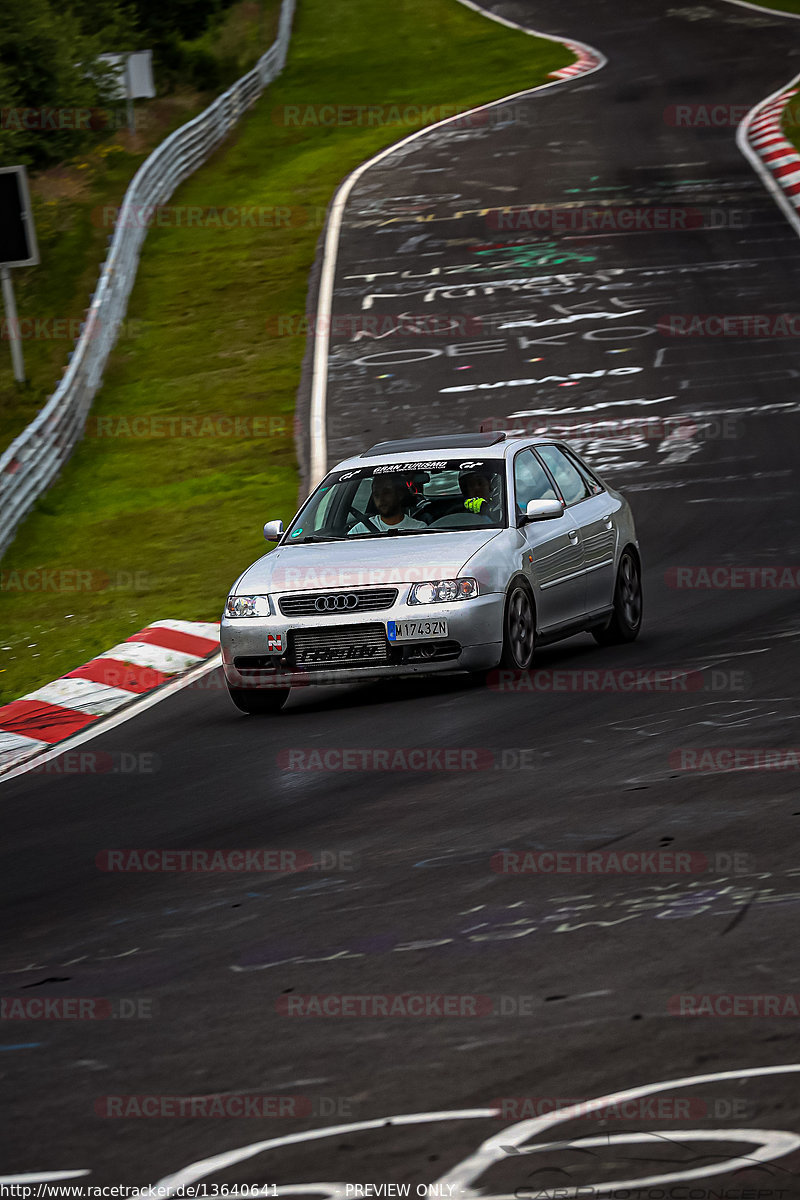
[459,470,499,517]
[348,476,427,535]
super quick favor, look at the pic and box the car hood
[235,530,501,593]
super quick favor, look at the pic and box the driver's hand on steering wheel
[464,497,487,514]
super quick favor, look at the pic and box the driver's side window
[513,450,557,512]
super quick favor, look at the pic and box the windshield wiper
[291,534,348,543]
[392,527,498,535]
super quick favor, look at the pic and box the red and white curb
[0,619,220,771]
[747,86,800,204]
[549,41,604,80]
[739,79,800,236]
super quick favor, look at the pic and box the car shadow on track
[273,630,657,716]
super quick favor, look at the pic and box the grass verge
[0,0,570,704]
[782,88,800,152]
[742,0,800,12]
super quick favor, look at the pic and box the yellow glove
[464,497,486,513]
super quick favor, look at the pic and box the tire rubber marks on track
[308,0,607,482]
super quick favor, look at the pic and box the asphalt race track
[3,0,800,1192]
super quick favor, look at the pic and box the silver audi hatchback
[220,432,642,713]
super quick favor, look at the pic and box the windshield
[284,458,507,543]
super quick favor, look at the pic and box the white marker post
[0,165,39,385]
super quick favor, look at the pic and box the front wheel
[592,549,642,645]
[500,583,536,669]
[227,685,290,714]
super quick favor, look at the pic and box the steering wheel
[347,505,380,534]
[409,497,436,525]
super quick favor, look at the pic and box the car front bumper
[221,592,503,688]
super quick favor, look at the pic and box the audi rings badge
[314,594,360,612]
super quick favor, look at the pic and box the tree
[0,0,129,169]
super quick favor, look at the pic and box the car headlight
[408,578,479,605]
[224,594,273,618]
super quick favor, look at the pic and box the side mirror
[522,498,564,523]
[263,519,284,542]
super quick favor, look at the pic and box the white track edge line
[720,0,800,18]
[0,652,222,785]
[308,0,607,485]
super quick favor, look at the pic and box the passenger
[348,476,427,535]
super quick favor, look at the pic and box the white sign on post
[98,50,155,130]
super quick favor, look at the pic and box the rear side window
[536,445,593,506]
[513,449,557,512]
[559,445,604,496]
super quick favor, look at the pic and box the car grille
[279,588,398,616]
[290,623,389,668]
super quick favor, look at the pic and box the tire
[227,685,290,714]
[500,582,536,669]
[592,549,643,645]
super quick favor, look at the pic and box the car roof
[331,433,559,471]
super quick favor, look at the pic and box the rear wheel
[500,582,536,669]
[592,549,642,645]
[227,685,290,714]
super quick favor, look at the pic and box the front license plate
[387,619,448,642]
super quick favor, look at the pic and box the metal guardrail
[0,0,295,558]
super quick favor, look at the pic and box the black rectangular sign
[0,166,39,268]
